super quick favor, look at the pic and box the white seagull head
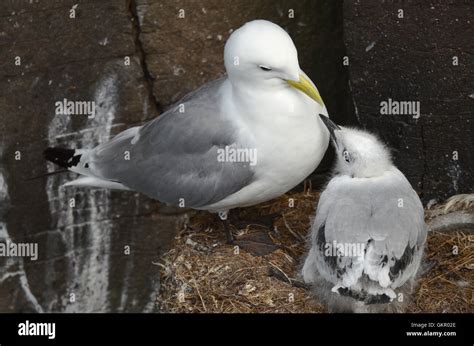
[331,128,393,178]
[224,20,325,107]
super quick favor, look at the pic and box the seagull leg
[218,211,234,244]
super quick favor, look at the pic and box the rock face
[343,1,473,202]
[0,0,185,312]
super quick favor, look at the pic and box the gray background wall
[343,0,473,203]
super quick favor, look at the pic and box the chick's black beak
[318,114,341,148]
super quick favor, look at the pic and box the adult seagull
[45,20,331,242]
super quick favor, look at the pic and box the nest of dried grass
[157,187,473,313]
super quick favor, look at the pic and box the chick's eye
[259,65,272,71]
[342,150,351,163]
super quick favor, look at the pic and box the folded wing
[84,79,255,208]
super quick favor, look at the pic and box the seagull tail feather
[44,147,81,168]
[43,147,90,176]
[305,271,415,313]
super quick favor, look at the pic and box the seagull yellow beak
[287,74,325,107]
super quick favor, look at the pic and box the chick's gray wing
[311,174,427,286]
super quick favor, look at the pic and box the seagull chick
[302,123,428,312]
[44,20,332,243]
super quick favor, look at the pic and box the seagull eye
[259,65,272,71]
[342,150,351,163]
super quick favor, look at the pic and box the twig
[268,264,309,289]
[282,214,305,242]
[190,274,207,312]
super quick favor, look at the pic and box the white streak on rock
[46,75,118,312]
[136,2,148,26]
[0,155,44,312]
[448,164,461,193]
[365,41,376,52]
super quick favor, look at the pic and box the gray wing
[86,78,255,208]
[310,173,427,288]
